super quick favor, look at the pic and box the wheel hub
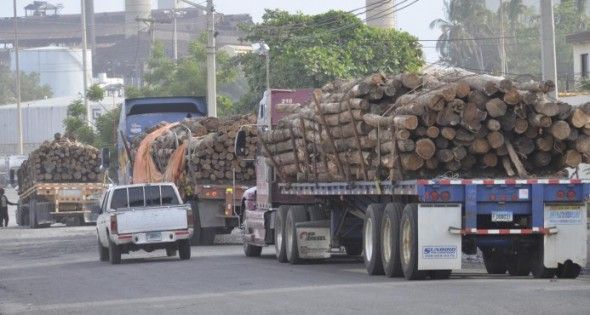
[402,217,411,266]
[364,218,373,261]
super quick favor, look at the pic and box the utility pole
[499,0,507,77]
[13,0,23,155]
[206,0,217,117]
[173,0,178,61]
[81,0,90,124]
[540,0,558,100]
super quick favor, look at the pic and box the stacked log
[260,70,590,181]
[17,134,102,191]
[185,114,257,183]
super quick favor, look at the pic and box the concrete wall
[572,41,590,83]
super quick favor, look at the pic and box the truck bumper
[114,229,193,245]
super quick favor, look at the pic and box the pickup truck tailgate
[116,206,189,234]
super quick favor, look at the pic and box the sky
[0,0,445,62]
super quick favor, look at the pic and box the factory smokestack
[125,0,152,38]
[365,0,396,29]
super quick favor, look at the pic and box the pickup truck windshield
[111,185,180,210]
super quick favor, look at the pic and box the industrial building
[0,96,122,155]
[0,0,252,85]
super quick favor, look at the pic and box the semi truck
[236,89,589,280]
[116,97,248,245]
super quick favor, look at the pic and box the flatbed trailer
[16,182,106,228]
[242,178,589,280]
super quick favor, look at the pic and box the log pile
[137,114,258,185]
[185,114,257,183]
[17,134,102,191]
[260,71,590,182]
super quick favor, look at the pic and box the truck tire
[506,252,531,276]
[482,248,507,274]
[399,203,426,280]
[344,242,363,256]
[243,241,262,257]
[98,237,109,262]
[178,239,191,260]
[381,202,405,277]
[29,199,39,229]
[108,238,122,264]
[274,205,290,263]
[556,261,581,279]
[531,245,556,279]
[286,205,308,264]
[166,247,178,257]
[363,203,386,275]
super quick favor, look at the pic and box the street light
[252,42,270,127]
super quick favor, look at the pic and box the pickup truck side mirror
[234,128,247,159]
[9,169,16,188]
[101,148,110,169]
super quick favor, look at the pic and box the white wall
[572,41,590,83]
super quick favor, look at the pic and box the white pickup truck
[96,183,193,264]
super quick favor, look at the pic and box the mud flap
[296,220,331,259]
[418,203,462,271]
[544,203,587,268]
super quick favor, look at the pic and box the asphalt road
[0,187,589,315]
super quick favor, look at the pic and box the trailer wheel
[166,247,178,257]
[556,261,581,279]
[429,270,452,280]
[364,203,386,275]
[344,242,363,256]
[506,252,531,276]
[108,238,122,264]
[97,237,109,262]
[274,205,290,263]
[178,239,191,260]
[286,205,308,264]
[400,203,426,280]
[29,199,39,229]
[531,244,556,278]
[482,248,507,274]
[381,202,405,277]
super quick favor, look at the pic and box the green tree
[0,65,53,105]
[86,84,105,102]
[63,99,96,144]
[238,9,424,112]
[126,37,239,115]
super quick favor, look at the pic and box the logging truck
[115,97,247,245]
[236,88,589,280]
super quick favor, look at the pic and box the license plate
[146,232,161,241]
[492,211,513,222]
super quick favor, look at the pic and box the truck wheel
[29,199,39,229]
[286,205,308,264]
[482,248,507,274]
[506,252,531,276]
[556,261,581,279]
[364,203,386,275]
[178,239,191,260]
[381,202,405,277]
[243,242,262,257]
[531,245,556,278]
[274,205,290,263]
[166,247,178,257]
[399,203,426,280]
[429,270,452,280]
[344,242,363,256]
[97,237,109,262]
[108,238,122,264]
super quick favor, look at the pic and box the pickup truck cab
[96,183,193,264]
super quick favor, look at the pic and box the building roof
[566,30,590,44]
